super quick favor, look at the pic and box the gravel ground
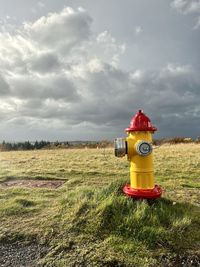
[0,241,199,267]
[0,241,47,267]
[158,253,200,267]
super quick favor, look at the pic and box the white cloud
[38,2,45,8]
[129,70,144,81]
[171,0,200,13]
[171,0,188,11]
[162,63,192,75]
[95,31,126,67]
[135,26,143,34]
[23,7,92,51]
[87,58,104,73]
[171,0,200,28]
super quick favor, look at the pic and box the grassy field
[0,144,199,266]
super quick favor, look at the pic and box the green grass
[0,145,199,266]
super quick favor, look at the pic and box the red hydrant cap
[125,110,157,132]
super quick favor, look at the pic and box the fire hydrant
[114,110,162,199]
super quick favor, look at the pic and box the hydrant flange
[123,184,162,199]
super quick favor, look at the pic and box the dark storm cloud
[70,64,200,134]
[9,74,79,101]
[9,62,199,138]
[0,75,10,95]
[0,4,199,140]
[29,52,61,73]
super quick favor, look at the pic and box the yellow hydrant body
[114,110,162,199]
[127,131,154,189]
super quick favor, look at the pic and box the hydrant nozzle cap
[125,110,157,132]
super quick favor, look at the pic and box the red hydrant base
[123,184,162,199]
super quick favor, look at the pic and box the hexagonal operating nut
[136,141,152,156]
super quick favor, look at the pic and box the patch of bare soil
[0,180,65,189]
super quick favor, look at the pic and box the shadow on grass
[70,181,199,253]
[61,180,199,266]
[0,178,198,267]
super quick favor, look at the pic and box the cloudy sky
[0,0,200,141]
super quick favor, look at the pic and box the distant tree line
[0,137,200,151]
[0,140,51,151]
[153,136,200,145]
[0,140,113,151]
